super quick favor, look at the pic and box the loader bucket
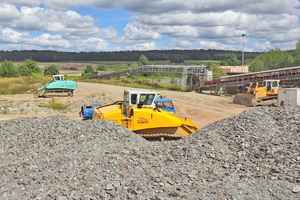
[233,93,257,107]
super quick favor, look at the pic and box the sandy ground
[0,82,252,129]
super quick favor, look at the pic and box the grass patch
[79,77,184,91]
[39,102,69,111]
[0,76,52,95]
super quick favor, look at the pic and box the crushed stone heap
[0,106,299,199]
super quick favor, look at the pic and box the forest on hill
[0,49,264,62]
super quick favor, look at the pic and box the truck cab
[154,96,176,113]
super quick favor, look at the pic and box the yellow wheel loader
[92,90,199,139]
[233,80,280,107]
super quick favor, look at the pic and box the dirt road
[0,82,252,129]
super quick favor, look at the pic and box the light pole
[241,34,246,73]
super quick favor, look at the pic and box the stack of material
[0,106,299,199]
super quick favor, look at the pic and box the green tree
[207,62,226,77]
[220,53,241,66]
[96,64,106,71]
[43,64,59,76]
[138,54,149,66]
[0,60,20,77]
[129,62,139,68]
[170,55,185,63]
[81,72,91,78]
[293,40,300,66]
[84,64,94,73]
[18,59,40,76]
[116,63,128,70]
[249,48,294,72]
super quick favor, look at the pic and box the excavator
[233,80,280,107]
[34,75,76,98]
[92,89,199,139]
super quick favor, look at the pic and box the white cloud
[0,4,22,22]
[0,6,117,39]
[4,0,297,15]
[1,0,300,51]
[0,27,110,51]
[114,23,162,44]
[166,39,193,48]
[2,44,43,51]
[29,34,71,48]
[194,41,236,50]
[0,28,30,43]
[74,38,109,51]
[1,0,41,7]
[126,42,157,50]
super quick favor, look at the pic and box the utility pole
[241,34,247,73]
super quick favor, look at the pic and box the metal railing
[87,65,207,79]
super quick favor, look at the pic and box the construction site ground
[0,82,252,128]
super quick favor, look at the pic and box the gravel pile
[18,101,57,114]
[0,106,299,199]
[68,93,112,112]
[2,101,59,115]
[0,93,112,115]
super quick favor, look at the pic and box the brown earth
[0,82,252,129]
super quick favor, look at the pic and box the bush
[18,59,41,76]
[0,60,20,77]
[249,48,294,72]
[84,64,94,73]
[138,55,149,66]
[43,64,59,75]
[170,55,185,63]
[207,62,226,77]
[130,62,139,68]
[81,72,91,78]
[96,64,106,71]
[220,53,241,66]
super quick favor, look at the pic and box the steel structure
[88,65,207,79]
[200,66,300,95]
[87,65,209,91]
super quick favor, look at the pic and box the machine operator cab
[122,90,176,115]
[154,95,176,113]
[123,90,159,115]
[52,75,65,81]
[262,80,279,92]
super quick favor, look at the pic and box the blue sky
[0,0,300,52]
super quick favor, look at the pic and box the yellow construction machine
[233,80,280,107]
[92,90,199,139]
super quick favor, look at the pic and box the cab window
[163,102,173,109]
[124,93,129,103]
[272,81,278,87]
[156,102,162,109]
[140,94,155,105]
[131,94,137,104]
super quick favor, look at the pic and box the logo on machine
[137,117,149,124]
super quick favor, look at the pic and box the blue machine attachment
[79,104,101,120]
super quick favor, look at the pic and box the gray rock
[292,185,300,193]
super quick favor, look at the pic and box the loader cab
[52,75,64,81]
[124,90,159,108]
[263,80,279,92]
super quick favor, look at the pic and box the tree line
[0,49,261,62]
[218,41,300,73]
[0,59,59,78]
